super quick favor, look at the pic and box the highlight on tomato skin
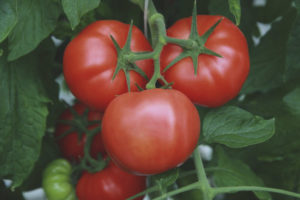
[54,102,105,162]
[160,15,250,107]
[101,88,201,175]
[76,161,146,200]
[63,20,154,112]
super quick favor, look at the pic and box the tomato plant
[42,159,76,200]
[55,102,105,161]
[76,161,146,200]
[1,0,300,200]
[102,88,200,175]
[160,15,250,107]
[63,20,154,111]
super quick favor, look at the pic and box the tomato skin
[102,89,200,175]
[160,15,250,107]
[76,161,146,200]
[55,103,105,161]
[63,20,153,111]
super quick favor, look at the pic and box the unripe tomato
[42,159,76,200]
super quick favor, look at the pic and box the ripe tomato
[160,15,250,107]
[63,20,153,111]
[102,89,200,175]
[76,161,146,200]
[55,103,105,161]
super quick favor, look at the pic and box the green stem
[128,51,155,61]
[193,148,213,200]
[193,149,211,188]
[152,182,200,200]
[146,46,163,89]
[132,0,169,89]
[165,36,195,49]
[212,186,300,199]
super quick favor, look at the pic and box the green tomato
[42,159,76,200]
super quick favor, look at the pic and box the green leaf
[0,52,49,189]
[208,0,233,22]
[214,147,271,200]
[7,0,61,61]
[283,87,300,116]
[151,168,179,187]
[203,106,275,148]
[285,1,300,80]
[238,81,300,195]
[254,0,293,23]
[0,0,17,43]
[21,135,60,191]
[228,0,241,25]
[62,0,101,30]
[209,0,241,25]
[242,7,297,94]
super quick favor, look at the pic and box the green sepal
[163,51,191,72]
[110,22,148,92]
[110,35,123,80]
[199,18,223,45]
[164,0,223,75]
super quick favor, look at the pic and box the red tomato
[160,15,250,107]
[102,89,200,175]
[63,20,153,111]
[76,161,146,200]
[55,103,105,161]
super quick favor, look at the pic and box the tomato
[63,20,153,111]
[55,103,105,161]
[42,159,76,200]
[76,161,146,200]
[160,15,250,107]
[102,88,200,175]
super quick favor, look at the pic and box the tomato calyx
[164,3,223,75]
[74,127,109,174]
[57,106,100,140]
[111,22,150,92]
[57,105,107,173]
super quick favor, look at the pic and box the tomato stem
[130,0,223,88]
[134,0,172,89]
[193,148,214,200]
[152,182,200,200]
[212,186,300,198]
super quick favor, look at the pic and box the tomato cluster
[49,12,249,200]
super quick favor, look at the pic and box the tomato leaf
[208,0,234,22]
[228,0,241,25]
[242,7,296,94]
[283,87,300,116]
[7,0,61,61]
[213,146,271,200]
[62,0,101,30]
[0,0,17,43]
[151,168,179,187]
[285,1,300,80]
[238,81,300,195]
[202,106,275,148]
[0,51,49,189]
